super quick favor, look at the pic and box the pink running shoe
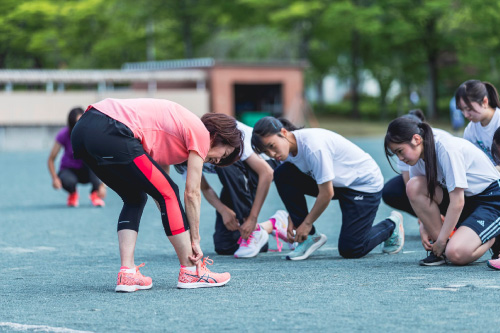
[177,257,230,289]
[67,192,79,207]
[487,258,500,270]
[89,191,105,207]
[270,210,295,251]
[115,263,153,292]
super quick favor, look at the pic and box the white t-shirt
[397,127,453,172]
[463,108,500,164]
[238,121,255,162]
[409,135,500,196]
[285,129,384,193]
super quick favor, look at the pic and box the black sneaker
[490,236,500,259]
[419,252,446,266]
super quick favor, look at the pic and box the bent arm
[303,181,334,226]
[184,151,204,243]
[48,142,62,179]
[438,188,465,244]
[200,174,228,213]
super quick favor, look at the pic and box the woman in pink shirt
[71,98,242,291]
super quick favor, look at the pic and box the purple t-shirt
[55,127,84,170]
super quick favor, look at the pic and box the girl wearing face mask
[251,117,404,261]
[385,116,500,266]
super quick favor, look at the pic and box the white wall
[0,90,209,126]
[0,89,209,150]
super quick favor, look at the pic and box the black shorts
[72,108,144,165]
[439,181,500,243]
[71,107,189,236]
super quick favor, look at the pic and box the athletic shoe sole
[419,259,446,266]
[234,232,269,258]
[286,234,327,261]
[115,283,153,292]
[177,277,230,289]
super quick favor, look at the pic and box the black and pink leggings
[71,108,189,236]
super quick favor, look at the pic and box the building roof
[0,69,206,84]
[122,58,307,71]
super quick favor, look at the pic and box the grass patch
[310,115,463,137]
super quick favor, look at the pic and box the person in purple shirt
[47,107,106,207]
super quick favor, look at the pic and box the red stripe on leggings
[133,154,185,235]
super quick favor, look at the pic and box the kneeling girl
[251,117,404,260]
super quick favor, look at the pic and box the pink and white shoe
[115,263,152,292]
[177,257,230,288]
[270,210,295,251]
[234,226,269,258]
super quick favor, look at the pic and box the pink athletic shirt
[90,98,210,166]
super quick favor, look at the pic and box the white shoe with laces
[234,227,269,258]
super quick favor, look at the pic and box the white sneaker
[234,228,269,258]
[270,210,295,251]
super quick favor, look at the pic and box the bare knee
[445,243,470,266]
[406,176,427,202]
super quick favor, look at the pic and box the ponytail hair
[485,82,500,109]
[384,117,438,202]
[407,109,426,122]
[492,127,500,165]
[68,107,84,134]
[455,80,500,111]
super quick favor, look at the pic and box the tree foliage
[1,0,500,118]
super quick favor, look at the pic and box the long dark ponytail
[384,117,438,202]
[455,80,500,110]
[251,116,301,154]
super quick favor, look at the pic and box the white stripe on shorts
[479,217,500,242]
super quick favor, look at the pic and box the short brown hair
[201,113,243,166]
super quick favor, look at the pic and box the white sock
[183,266,196,272]
[120,267,136,274]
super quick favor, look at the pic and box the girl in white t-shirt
[382,109,452,216]
[385,116,500,266]
[455,80,500,164]
[251,117,404,261]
